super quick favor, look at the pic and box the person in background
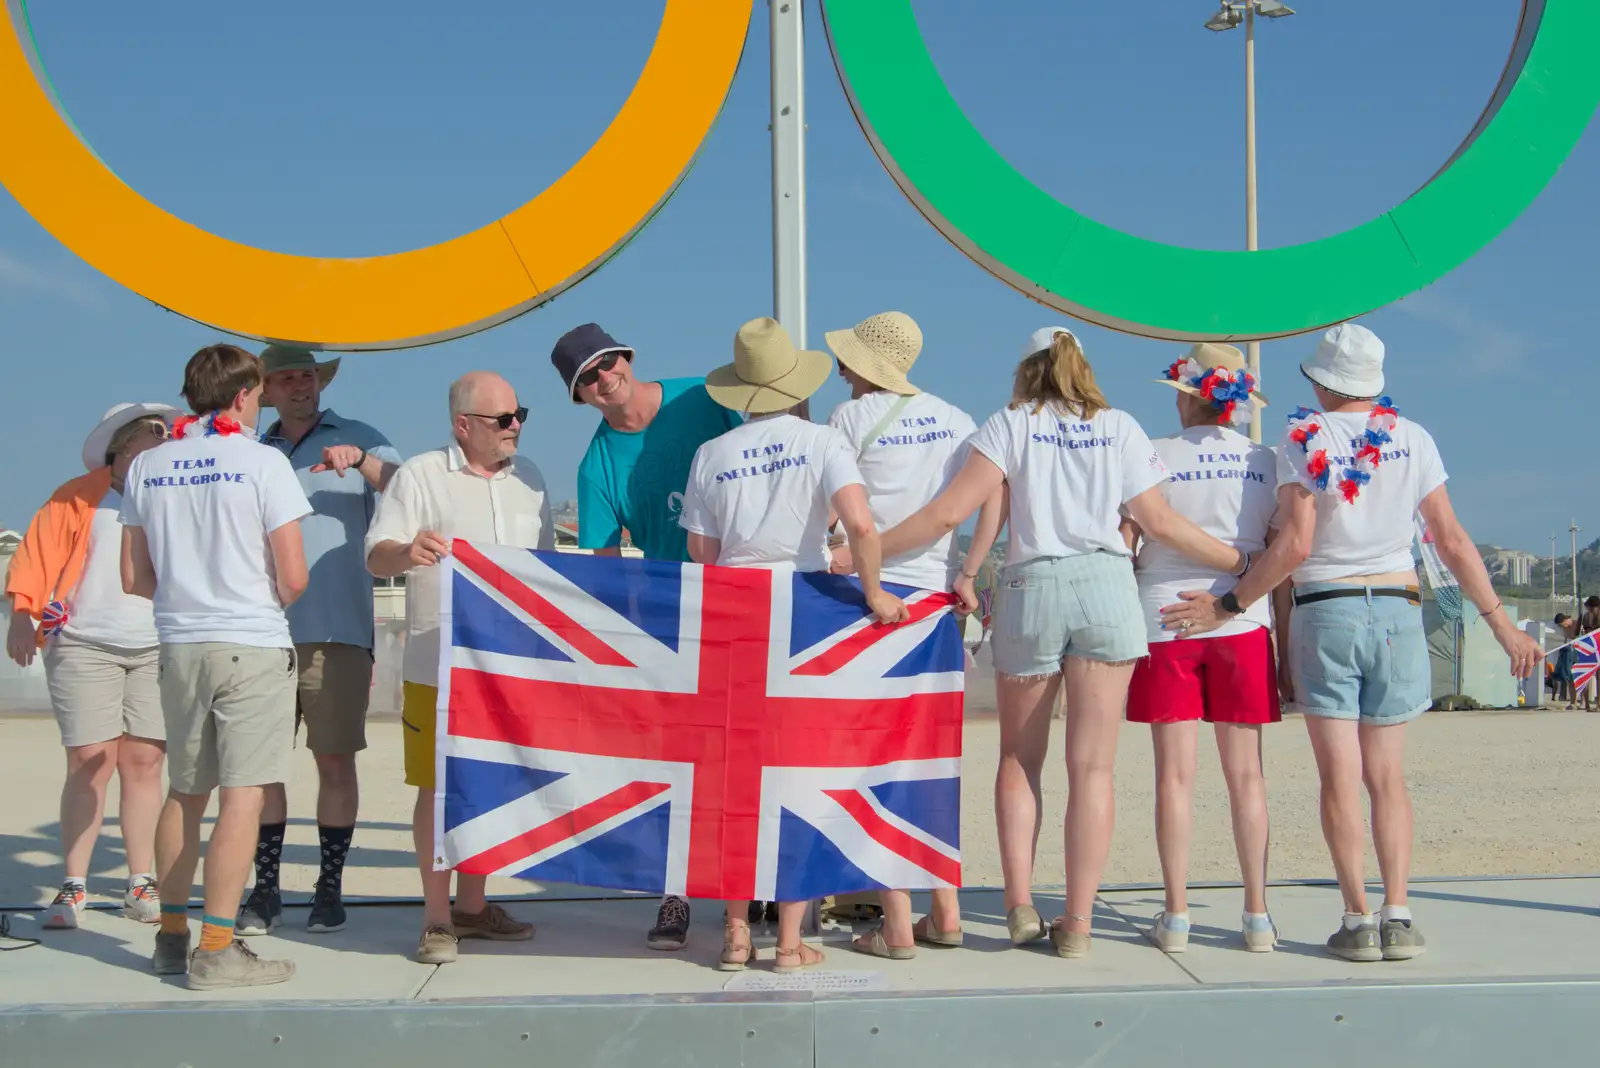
[680,317,909,975]
[1552,614,1577,708]
[550,322,739,951]
[366,371,552,965]
[1580,597,1600,712]
[1161,323,1542,962]
[1121,344,1281,954]
[878,327,1247,959]
[824,310,1001,958]
[121,343,312,989]
[236,346,402,937]
[6,402,179,929]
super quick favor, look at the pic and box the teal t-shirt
[577,377,741,562]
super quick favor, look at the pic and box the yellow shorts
[401,681,440,789]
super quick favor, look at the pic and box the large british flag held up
[433,541,964,901]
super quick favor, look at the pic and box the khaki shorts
[295,642,373,755]
[401,682,440,789]
[43,636,163,748]
[159,643,296,794]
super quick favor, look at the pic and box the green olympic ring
[820,0,1600,342]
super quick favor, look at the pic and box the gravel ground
[3,708,1597,908]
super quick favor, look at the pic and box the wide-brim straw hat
[824,311,922,396]
[259,345,340,407]
[705,318,833,415]
[1157,342,1269,408]
[82,402,183,472]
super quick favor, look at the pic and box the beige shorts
[295,642,373,755]
[159,643,296,794]
[43,636,163,748]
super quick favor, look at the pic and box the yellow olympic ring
[0,1,750,349]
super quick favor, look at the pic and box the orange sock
[198,917,234,952]
[159,905,189,935]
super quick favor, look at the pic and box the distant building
[1483,547,1538,588]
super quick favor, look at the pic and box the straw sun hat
[824,312,923,396]
[705,318,833,415]
[1156,342,1269,409]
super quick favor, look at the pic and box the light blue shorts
[1288,582,1430,725]
[991,552,1148,676]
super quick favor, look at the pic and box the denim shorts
[991,551,1148,676]
[1288,583,1430,725]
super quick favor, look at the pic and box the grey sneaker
[124,876,161,923]
[236,886,282,937]
[1381,918,1427,960]
[186,938,295,990]
[1326,919,1383,962]
[152,930,190,975]
[1148,911,1190,954]
[1242,914,1278,953]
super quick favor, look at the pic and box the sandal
[718,918,753,972]
[773,942,825,974]
[912,915,963,948]
[851,927,915,960]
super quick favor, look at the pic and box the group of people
[1551,599,1599,709]
[5,314,1539,989]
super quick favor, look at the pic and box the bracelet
[1480,602,1503,618]
[1233,550,1251,577]
[959,570,979,580]
[355,447,369,469]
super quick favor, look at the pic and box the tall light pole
[1571,520,1582,605]
[1552,532,1559,602]
[770,0,809,417]
[1205,1,1296,444]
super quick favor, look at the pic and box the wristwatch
[1218,591,1244,616]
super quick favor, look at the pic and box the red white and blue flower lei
[1284,397,1399,504]
[1164,358,1257,427]
[173,413,243,439]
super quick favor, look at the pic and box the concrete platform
[3,880,1599,1066]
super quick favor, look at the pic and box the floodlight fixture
[1256,1,1296,18]
[1205,5,1243,32]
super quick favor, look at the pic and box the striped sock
[160,903,189,935]
[198,915,235,952]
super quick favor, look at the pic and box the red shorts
[1126,627,1281,725]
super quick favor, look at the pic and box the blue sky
[1,1,1594,555]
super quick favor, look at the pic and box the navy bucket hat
[551,323,634,403]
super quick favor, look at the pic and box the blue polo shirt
[577,378,740,562]
[261,409,401,648]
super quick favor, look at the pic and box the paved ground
[3,708,1598,910]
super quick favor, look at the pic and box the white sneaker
[1149,911,1190,953]
[1243,913,1278,953]
[44,882,87,929]
[123,876,161,924]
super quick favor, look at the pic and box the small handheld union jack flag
[39,600,69,638]
[1573,634,1599,691]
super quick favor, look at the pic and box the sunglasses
[464,407,528,430]
[575,351,624,391]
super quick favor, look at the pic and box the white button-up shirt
[366,442,555,687]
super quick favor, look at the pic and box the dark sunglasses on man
[575,351,624,391]
[464,406,529,430]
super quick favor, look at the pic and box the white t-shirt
[62,491,158,649]
[1135,427,1277,643]
[679,414,864,571]
[967,404,1168,568]
[364,444,556,688]
[120,426,312,647]
[1276,412,1447,583]
[828,391,977,591]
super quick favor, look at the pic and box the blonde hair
[1009,331,1109,420]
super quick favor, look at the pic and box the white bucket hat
[824,311,923,396]
[1301,323,1385,399]
[82,402,182,472]
[705,318,833,415]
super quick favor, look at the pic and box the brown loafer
[1007,904,1046,946]
[451,903,534,942]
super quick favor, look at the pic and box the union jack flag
[434,541,964,900]
[1574,634,1599,691]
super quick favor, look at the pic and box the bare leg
[1304,715,1368,914]
[1358,721,1411,908]
[59,740,118,880]
[155,790,208,911]
[260,782,288,825]
[413,788,454,929]
[1059,656,1135,934]
[454,873,489,915]
[1215,723,1270,915]
[203,785,266,919]
[927,886,962,932]
[1151,722,1198,915]
[115,735,167,877]
[314,752,359,826]
[876,889,914,947]
[995,672,1059,911]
